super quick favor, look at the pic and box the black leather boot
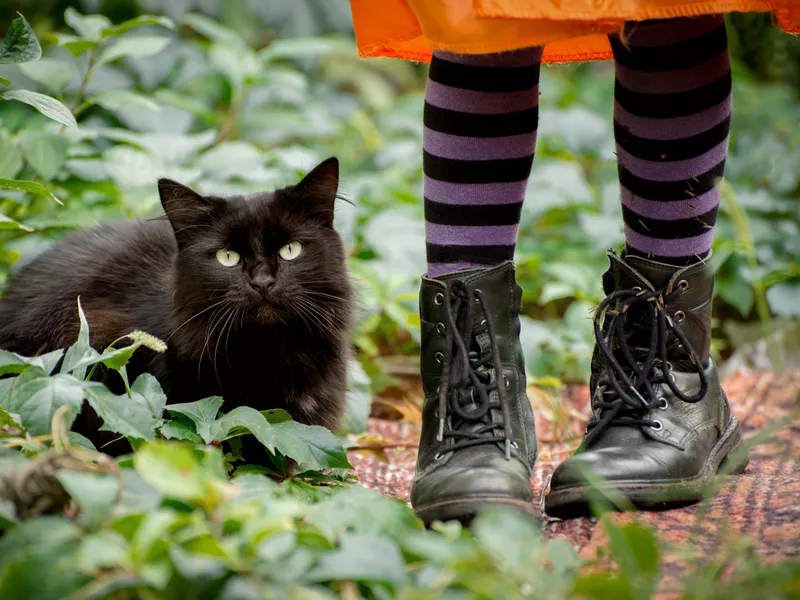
[545,251,747,518]
[411,263,538,525]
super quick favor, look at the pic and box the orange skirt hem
[349,0,800,64]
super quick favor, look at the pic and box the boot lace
[436,280,514,460]
[584,283,708,447]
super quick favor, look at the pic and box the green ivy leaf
[76,531,128,573]
[0,77,9,86]
[166,396,223,443]
[0,15,42,64]
[57,471,119,525]
[131,374,167,419]
[95,36,172,69]
[160,418,201,443]
[0,348,63,376]
[1,90,77,130]
[0,517,90,600]
[18,131,69,181]
[271,420,351,471]
[4,373,83,436]
[83,382,158,441]
[133,441,225,506]
[344,359,372,434]
[305,533,407,586]
[209,406,276,453]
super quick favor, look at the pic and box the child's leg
[412,48,544,526]
[423,49,543,277]
[611,15,731,266]
[545,16,744,518]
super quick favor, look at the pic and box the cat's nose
[250,275,276,298]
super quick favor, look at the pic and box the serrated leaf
[95,36,172,69]
[0,15,42,64]
[18,131,69,180]
[0,178,60,202]
[83,383,158,441]
[160,418,201,442]
[271,420,351,471]
[101,15,176,39]
[64,8,112,41]
[4,373,83,436]
[0,349,63,376]
[57,471,119,525]
[210,406,276,452]
[1,90,77,130]
[131,374,167,418]
[166,396,223,443]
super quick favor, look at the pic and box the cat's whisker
[168,300,226,340]
[213,306,238,378]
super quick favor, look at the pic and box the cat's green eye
[279,241,303,261]
[216,249,240,267]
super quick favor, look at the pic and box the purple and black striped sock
[423,48,543,278]
[611,15,731,266]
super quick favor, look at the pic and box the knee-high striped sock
[611,15,731,266]
[423,48,543,278]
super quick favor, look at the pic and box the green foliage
[0,9,797,595]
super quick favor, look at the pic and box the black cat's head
[159,157,352,334]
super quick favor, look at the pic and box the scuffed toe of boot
[411,449,536,525]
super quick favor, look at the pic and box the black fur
[0,157,354,452]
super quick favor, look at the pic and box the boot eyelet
[473,290,481,303]
[435,385,441,395]
[677,279,689,291]
[632,286,643,293]
[503,375,510,389]
[436,322,446,335]
[650,420,663,431]
[509,440,519,449]
[657,397,669,410]
[434,452,445,461]
[674,311,686,323]
[434,293,444,305]
[435,352,444,364]
[480,319,487,326]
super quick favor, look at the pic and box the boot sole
[544,415,748,519]
[414,496,540,527]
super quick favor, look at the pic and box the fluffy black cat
[0,157,354,452]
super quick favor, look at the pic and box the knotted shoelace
[436,280,514,460]
[584,282,708,447]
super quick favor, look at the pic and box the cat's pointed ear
[292,157,339,227]
[158,178,212,238]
